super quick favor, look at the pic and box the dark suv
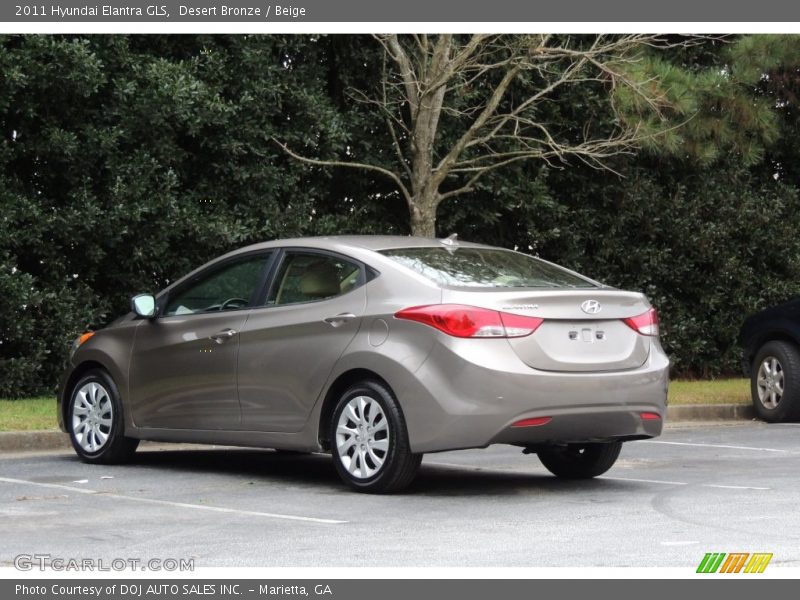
[740,298,800,422]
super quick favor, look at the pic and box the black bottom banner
[3,579,795,600]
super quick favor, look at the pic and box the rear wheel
[537,441,622,479]
[330,380,421,493]
[751,341,800,422]
[67,369,138,464]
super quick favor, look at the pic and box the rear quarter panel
[306,260,442,443]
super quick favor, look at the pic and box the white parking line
[0,477,97,495]
[704,484,771,490]
[424,463,771,491]
[601,476,688,486]
[660,541,700,546]
[0,476,347,524]
[602,476,771,490]
[425,460,496,471]
[647,440,791,453]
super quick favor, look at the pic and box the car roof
[232,235,494,254]
[156,235,499,297]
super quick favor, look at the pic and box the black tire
[329,380,422,493]
[751,341,800,423]
[537,441,622,479]
[67,369,139,464]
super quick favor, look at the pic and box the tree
[277,34,701,236]
[3,34,800,395]
[0,34,350,396]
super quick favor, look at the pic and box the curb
[666,403,754,422]
[0,430,71,453]
[0,403,757,454]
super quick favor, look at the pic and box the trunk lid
[441,288,652,372]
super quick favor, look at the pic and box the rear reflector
[395,304,543,338]
[640,412,661,420]
[511,416,552,428]
[623,308,659,336]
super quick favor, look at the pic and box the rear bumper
[398,337,669,453]
[488,407,662,446]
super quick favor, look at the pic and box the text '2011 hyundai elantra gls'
[58,235,669,493]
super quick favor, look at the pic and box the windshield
[379,247,598,289]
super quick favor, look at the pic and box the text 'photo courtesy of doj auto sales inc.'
[14,585,335,598]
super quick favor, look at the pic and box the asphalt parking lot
[1,421,798,568]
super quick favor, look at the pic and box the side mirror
[131,294,158,319]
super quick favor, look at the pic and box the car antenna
[440,233,459,253]
[440,233,458,246]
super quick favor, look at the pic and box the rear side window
[268,252,362,305]
[379,247,596,289]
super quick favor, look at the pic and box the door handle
[323,313,357,327]
[209,328,237,343]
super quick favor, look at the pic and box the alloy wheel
[757,356,784,410]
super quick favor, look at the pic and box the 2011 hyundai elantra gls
[58,235,669,493]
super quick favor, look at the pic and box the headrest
[298,262,340,298]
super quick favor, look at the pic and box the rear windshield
[379,247,597,289]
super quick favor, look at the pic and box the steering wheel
[220,297,249,311]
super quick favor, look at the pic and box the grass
[0,397,58,431]
[669,378,750,406]
[0,379,752,432]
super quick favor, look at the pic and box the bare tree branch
[378,34,421,122]
[278,34,701,236]
[272,138,412,205]
[433,64,521,185]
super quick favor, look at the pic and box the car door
[129,251,274,430]
[237,249,368,432]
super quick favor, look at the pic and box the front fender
[58,324,138,435]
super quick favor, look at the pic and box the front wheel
[330,380,421,493]
[67,369,139,464]
[537,441,622,479]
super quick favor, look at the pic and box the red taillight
[511,416,552,428]
[623,308,659,336]
[640,412,661,421]
[394,304,543,338]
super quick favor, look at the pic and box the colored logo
[696,552,773,573]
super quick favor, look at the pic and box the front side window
[164,253,271,316]
[379,247,597,289]
[269,252,361,306]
